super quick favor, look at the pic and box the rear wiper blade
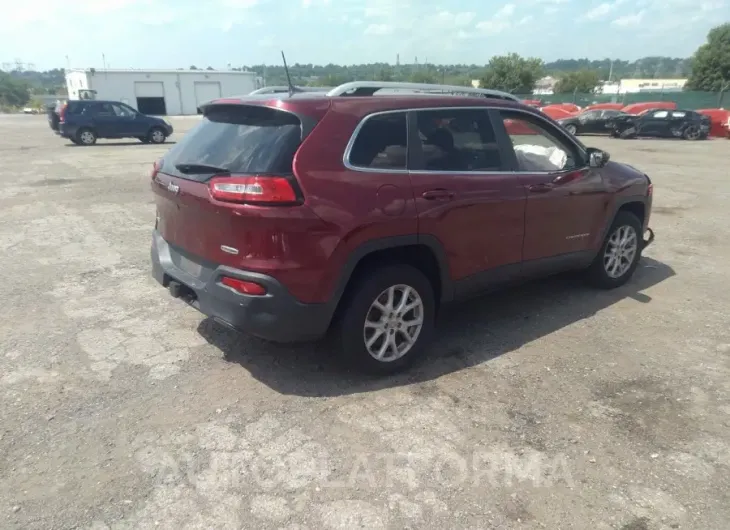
[174,163,231,175]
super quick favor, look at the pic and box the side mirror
[588,147,609,168]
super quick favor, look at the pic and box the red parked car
[150,81,655,374]
[622,101,677,115]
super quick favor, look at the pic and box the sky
[1,0,728,70]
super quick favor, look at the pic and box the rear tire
[148,127,167,144]
[338,264,435,375]
[617,124,638,139]
[76,128,97,146]
[683,125,701,141]
[587,211,643,289]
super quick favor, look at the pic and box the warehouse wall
[65,71,89,99]
[81,71,256,115]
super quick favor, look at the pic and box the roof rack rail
[325,81,520,101]
[249,86,332,95]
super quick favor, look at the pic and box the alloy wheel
[151,129,165,143]
[603,225,638,278]
[363,284,424,362]
[685,126,700,140]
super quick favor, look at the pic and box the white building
[618,78,687,93]
[64,68,258,115]
[598,78,688,95]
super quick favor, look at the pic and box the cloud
[301,0,331,7]
[476,3,517,35]
[364,23,394,35]
[581,0,631,20]
[432,11,476,26]
[1,0,726,70]
[582,2,613,20]
[612,10,646,27]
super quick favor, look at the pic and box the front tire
[339,265,435,374]
[76,128,97,145]
[587,211,643,289]
[148,127,167,144]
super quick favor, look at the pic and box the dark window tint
[66,101,83,115]
[163,105,304,182]
[349,112,407,170]
[81,102,113,116]
[500,110,582,172]
[415,109,501,171]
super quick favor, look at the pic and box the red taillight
[150,158,162,180]
[647,183,653,197]
[209,175,297,204]
[59,103,68,123]
[220,276,267,295]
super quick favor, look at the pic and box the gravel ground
[1,115,729,530]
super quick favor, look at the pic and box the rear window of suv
[162,105,304,182]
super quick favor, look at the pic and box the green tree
[686,23,730,91]
[409,70,439,84]
[0,72,31,108]
[479,53,543,93]
[373,68,393,82]
[554,70,601,93]
[308,74,350,87]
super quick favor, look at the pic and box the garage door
[194,82,222,110]
[134,81,164,98]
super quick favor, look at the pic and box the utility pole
[608,59,614,83]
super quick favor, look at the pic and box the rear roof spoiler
[325,81,520,101]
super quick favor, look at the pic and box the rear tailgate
[151,103,323,271]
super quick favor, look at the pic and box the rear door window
[347,112,408,170]
[414,108,502,172]
[66,101,84,115]
[163,105,304,182]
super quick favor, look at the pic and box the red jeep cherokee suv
[150,81,654,374]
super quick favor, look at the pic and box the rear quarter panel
[292,105,419,304]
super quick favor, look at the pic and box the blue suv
[57,100,174,146]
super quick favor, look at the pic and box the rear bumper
[151,230,332,343]
[58,124,77,138]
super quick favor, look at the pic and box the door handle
[422,189,455,200]
[528,183,553,193]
